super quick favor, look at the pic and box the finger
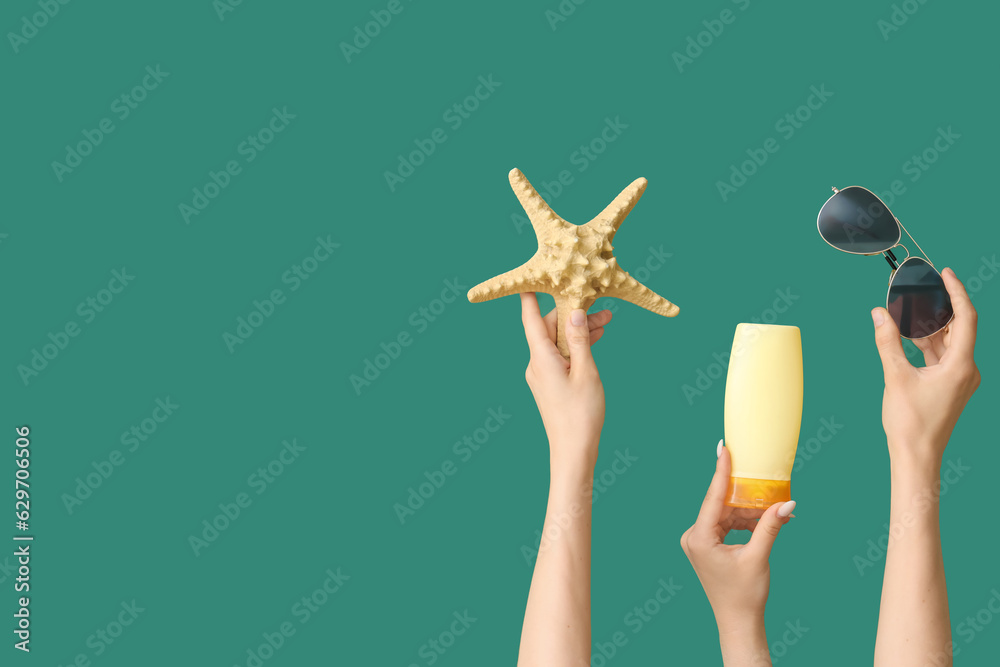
[521,294,564,368]
[590,326,606,345]
[521,293,549,347]
[542,307,558,343]
[872,307,912,379]
[550,310,611,343]
[588,310,613,330]
[745,500,795,560]
[693,441,732,532]
[912,336,940,366]
[929,330,947,359]
[566,309,597,376]
[941,267,978,360]
[727,507,766,532]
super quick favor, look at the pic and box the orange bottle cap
[725,476,791,509]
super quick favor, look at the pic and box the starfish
[468,168,679,358]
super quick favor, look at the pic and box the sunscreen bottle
[723,323,803,508]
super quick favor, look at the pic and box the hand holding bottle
[681,443,796,666]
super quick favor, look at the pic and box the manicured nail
[571,309,585,326]
[716,439,724,458]
[871,309,885,327]
[777,500,796,518]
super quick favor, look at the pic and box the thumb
[871,307,910,378]
[745,500,795,560]
[566,308,595,372]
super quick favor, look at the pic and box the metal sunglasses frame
[816,185,954,340]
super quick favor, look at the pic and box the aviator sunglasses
[816,186,953,339]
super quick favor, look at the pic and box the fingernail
[777,500,796,518]
[571,309,585,326]
[871,309,885,327]
[716,439,724,458]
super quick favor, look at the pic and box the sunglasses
[816,186,953,339]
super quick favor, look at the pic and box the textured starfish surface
[468,168,679,358]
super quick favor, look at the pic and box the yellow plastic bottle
[723,323,803,508]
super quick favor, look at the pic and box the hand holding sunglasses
[817,186,954,339]
[871,266,980,457]
[869,265,979,667]
[821,188,981,666]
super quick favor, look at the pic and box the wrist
[549,435,600,472]
[716,613,770,666]
[887,443,943,480]
[550,455,596,486]
[715,610,766,639]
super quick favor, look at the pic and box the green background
[3,0,998,664]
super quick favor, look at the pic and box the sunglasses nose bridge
[883,248,899,271]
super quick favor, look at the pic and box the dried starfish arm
[586,177,648,240]
[467,256,545,303]
[602,269,680,317]
[508,168,569,232]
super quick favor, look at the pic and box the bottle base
[725,476,790,509]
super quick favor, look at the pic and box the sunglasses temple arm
[896,218,935,267]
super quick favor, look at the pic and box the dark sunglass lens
[887,258,953,338]
[818,187,899,253]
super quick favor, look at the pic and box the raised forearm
[874,451,950,666]
[517,447,596,667]
[718,618,771,667]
